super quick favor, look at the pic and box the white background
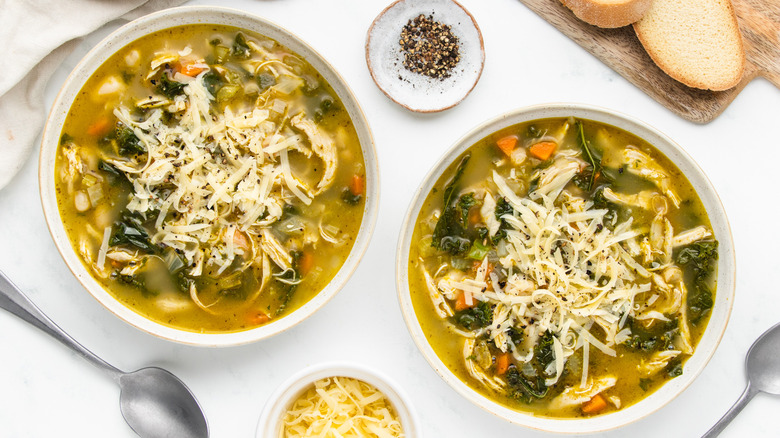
[1,0,778,437]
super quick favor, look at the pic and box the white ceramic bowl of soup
[395,103,735,433]
[38,6,379,346]
[256,362,419,437]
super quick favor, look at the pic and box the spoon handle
[0,269,122,380]
[702,382,759,438]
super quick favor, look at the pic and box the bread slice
[633,0,745,91]
[561,0,652,28]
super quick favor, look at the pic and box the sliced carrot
[455,292,474,311]
[177,60,207,77]
[299,250,314,275]
[529,141,557,161]
[496,136,518,156]
[495,352,511,375]
[350,174,365,196]
[581,394,608,415]
[86,117,111,137]
[470,260,493,275]
[248,311,271,326]
[468,206,481,225]
[485,262,494,278]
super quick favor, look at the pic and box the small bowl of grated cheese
[257,362,418,438]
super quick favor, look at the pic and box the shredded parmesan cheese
[107,59,339,277]
[97,226,111,268]
[281,377,405,438]
[419,150,714,404]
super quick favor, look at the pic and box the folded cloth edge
[0,0,185,192]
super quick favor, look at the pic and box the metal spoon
[0,270,209,438]
[703,322,780,437]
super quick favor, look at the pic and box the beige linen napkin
[0,0,185,190]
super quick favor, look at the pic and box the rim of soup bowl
[395,103,735,433]
[255,361,420,437]
[38,6,379,347]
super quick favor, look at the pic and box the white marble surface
[1,0,778,436]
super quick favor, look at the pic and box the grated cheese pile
[105,52,337,277]
[281,377,405,438]
[421,150,711,401]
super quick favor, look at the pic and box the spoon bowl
[120,367,209,438]
[703,322,780,436]
[745,322,780,395]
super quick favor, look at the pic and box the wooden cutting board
[518,0,780,123]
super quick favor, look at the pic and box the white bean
[74,190,91,212]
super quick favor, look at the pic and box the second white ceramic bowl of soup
[395,103,734,433]
[38,6,379,346]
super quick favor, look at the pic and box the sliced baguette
[633,0,745,91]
[561,0,652,28]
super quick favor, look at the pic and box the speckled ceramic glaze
[256,362,419,437]
[395,103,735,433]
[39,6,379,347]
[366,0,484,112]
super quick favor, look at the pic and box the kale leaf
[495,196,513,218]
[203,70,224,96]
[625,318,678,352]
[573,121,615,193]
[677,240,718,324]
[110,211,156,253]
[505,367,548,402]
[591,185,619,229]
[432,155,476,254]
[114,272,157,298]
[116,125,146,156]
[341,188,362,205]
[507,326,524,345]
[60,133,74,145]
[688,282,714,324]
[454,301,492,330]
[232,32,252,59]
[666,358,684,378]
[575,121,600,191]
[676,241,718,272]
[501,330,554,403]
[98,160,128,185]
[535,330,555,367]
[491,197,513,242]
[273,269,299,316]
[156,74,186,99]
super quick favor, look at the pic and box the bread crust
[561,0,653,28]
[633,0,746,91]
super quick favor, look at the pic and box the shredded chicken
[623,147,681,208]
[548,376,617,411]
[291,113,337,193]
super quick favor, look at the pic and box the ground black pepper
[399,14,460,80]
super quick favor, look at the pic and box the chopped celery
[467,240,489,261]
[216,84,241,102]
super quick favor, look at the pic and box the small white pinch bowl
[38,6,379,347]
[366,0,485,112]
[395,103,735,433]
[256,362,419,437]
